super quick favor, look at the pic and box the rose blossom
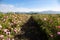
[7,38,11,40]
[14,28,17,33]
[4,16,8,19]
[44,18,47,20]
[13,21,16,24]
[6,32,10,35]
[57,26,60,28]
[3,29,10,35]
[10,23,13,26]
[57,32,60,35]
[0,35,4,38]
[3,29,9,32]
[50,34,54,38]
[2,39,4,40]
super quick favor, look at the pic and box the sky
[0,0,60,12]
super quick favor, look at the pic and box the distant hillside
[15,11,60,14]
[39,11,60,14]
[1,11,60,14]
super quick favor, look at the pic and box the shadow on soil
[14,16,49,40]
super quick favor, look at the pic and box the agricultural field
[0,12,31,40]
[0,12,60,40]
[32,14,60,40]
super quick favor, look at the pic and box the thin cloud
[0,4,60,12]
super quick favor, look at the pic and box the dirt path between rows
[14,16,48,40]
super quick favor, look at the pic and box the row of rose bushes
[0,12,60,40]
[0,13,31,40]
[32,14,60,40]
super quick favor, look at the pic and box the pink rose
[4,16,8,19]
[6,32,10,35]
[7,38,11,40]
[14,28,17,33]
[50,34,53,38]
[57,26,60,28]
[3,29,9,33]
[57,32,60,35]
[0,35,4,39]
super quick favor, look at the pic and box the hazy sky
[0,0,60,12]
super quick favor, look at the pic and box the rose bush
[0,13,31,40]
[0,12,60,40]
[32,14,60,40]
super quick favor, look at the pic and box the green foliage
[0,13,60,40]
[0,13,31,40]
[32,14,60,40]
